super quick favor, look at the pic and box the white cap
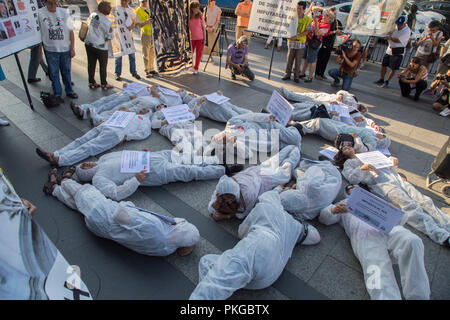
[216,175,240,201]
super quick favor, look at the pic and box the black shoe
[149,71,158,76]
[225,164,244,176]
[304,78,312,83]
[281,75,290,81]
[27,78,41,83]
[67,92,78,99]
[231,73,236,80]
[294,78,300,83]
[115,74,121,81]
[374,79,384,85]
[381,81,389,88]
[132,73,141,80]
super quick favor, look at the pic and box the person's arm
[431,32,443,47]
[386,35,401,43]
[135,14,151,29]
[411,19,416,32]
[215,10,221,30]
[151,113,167,129]
[341,51,359,69]
[404,66,427,84]
[235,4,250,18]
[69,30,75,58]
[440,43,448,58]
[242,54,248,66]
[318,203,343,226]
[92,174,141,201]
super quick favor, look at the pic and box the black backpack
[40,91,60,108]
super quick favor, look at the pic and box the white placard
[355,151,393,169]
[266,90,294,126]
[162,104,195,124]
[329,104,351,119]
[0,0,42,59]
[247,0,298,38]
[110,6,136,58]
[123,82,148,96]
[319,146,339,160]
[159,87,180,97]
[346,186,404,233]
[205,93,230,105]
[120,151,150,173]
[104,111,136,128]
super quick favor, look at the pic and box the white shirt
[115,6,136,28]
[386,25,411,56]
[417,30,443,56]
[85,12,114,51]
[39,7,74,52]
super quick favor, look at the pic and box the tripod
[203,23,230,81]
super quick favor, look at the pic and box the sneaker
[440,108,450,117]
[381,81,389,88]
[193,70,199,75]
[374,79,384,85]
[115,74,121,81]
[281,75,290,81]
[231,73,236,80]
[331,80,340,87]
[149,71,158,76]
[132,73,141,80]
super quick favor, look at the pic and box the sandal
[101,84,114,90]
[70,102,83,120]
[48,168,58,182]
[43,181,57,195]
[67,92,79,99]
[36,148,58,166]
[88,83,100,89]
[57,166,76,183]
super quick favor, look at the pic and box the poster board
[0,0,41,59]
[345,0,407,36]
[109,4,136,58]
[247,0,298,39]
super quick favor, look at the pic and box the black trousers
[399,79,428,99]
[315,45,333,77]
[85,44,108,85]
[230,64,255,81]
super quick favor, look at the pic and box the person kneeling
[397,57,428,101]
[226,35,254,81]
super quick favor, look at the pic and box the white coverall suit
[190,190,317,300]
[75,150,226,201]
[208,145,300,219]
[198,98,252,123]
[279,160,342,220]
[53,113,152,166]
[319,199,430,300]
[52,180,200,256]
[342,158,450,245]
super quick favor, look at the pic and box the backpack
[40,91,60,108]
[310,104,330,119]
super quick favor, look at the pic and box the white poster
[205,92,230,105]
[159,87,180,97]
[247,0,298,38]
[120,150,150,173]
[355,151,393,169]
[162,104,195,124]
[109,5,135,58]
[346,186,405,233]
[0,0,41,59]
[123,82,148,96]
[345,0,407,36]
[266,90,294,126]
[329,104,351,119]
[104,111,136,128]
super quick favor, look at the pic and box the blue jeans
[44,50,74,96]
[328,68,353,91]
[115,53,136,76]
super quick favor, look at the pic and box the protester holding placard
[189,1,206,75]
[234,0,252,46]
[374,16,411,89]
[114,0,141,81]
[282,1,312,83]
[335,145,450,247]
[135,0,156,78]
[84,1,114,90]
[319,185,430,300]
[38,0,77,102]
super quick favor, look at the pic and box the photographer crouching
[397,57,428,101]
[328,39,363,91]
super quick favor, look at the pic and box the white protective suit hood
[168,218,200,248]
[216,175,240,201]
[76,164,99,182]
[375,134,391,149]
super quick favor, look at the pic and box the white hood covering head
[75,164,99,182]
[168,218,200,248]
[216,175,240,201]
[375,134,391,149]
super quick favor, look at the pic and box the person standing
[135,0,156,78]
[203,0,221,62]
[414,20,444,71]
[84,1,114,90]
[28,0,48,83]
[114,0,140,81]
[38,0,77,102]
[281,1,312,83]
[315,7,337,80]
[407,4,417,33]
[234,0,252,46]
[189,1,206,75]
[374,16,411,88]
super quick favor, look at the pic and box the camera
[436,74,450,82]
[336,39,363,55]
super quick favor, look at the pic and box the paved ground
[0,28,449,300]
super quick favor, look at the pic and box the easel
[203,23,230,81]
[267,34,278,80]
[9,51,34,110]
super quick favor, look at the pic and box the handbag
[308,35,321,50]
[78,21,88,42]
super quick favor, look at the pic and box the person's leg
[115,56,122,76]
[387,226,430,300]
[328,68,341,84]
[28,44,41,80]
[315,47,326,77]
[141,34,150,74]
[52,179,83,210]
[300,47,308,76]
[59,51,74,95]
[277,37,282,49]
[242,65,254,81]
[85,44,97,85]
[148,36,156,72]
[195,40,204,71]
[414,80,427,100]
[341,74,353,91]
[284,48,295,78]
[294,48,305,80]
[44,50,63,96]
[259,145,300,190]
[243,30,251,45]
[398,80,411,97]
[99,49,109,86]
[265,35,273,46]
[129,53,137,75]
